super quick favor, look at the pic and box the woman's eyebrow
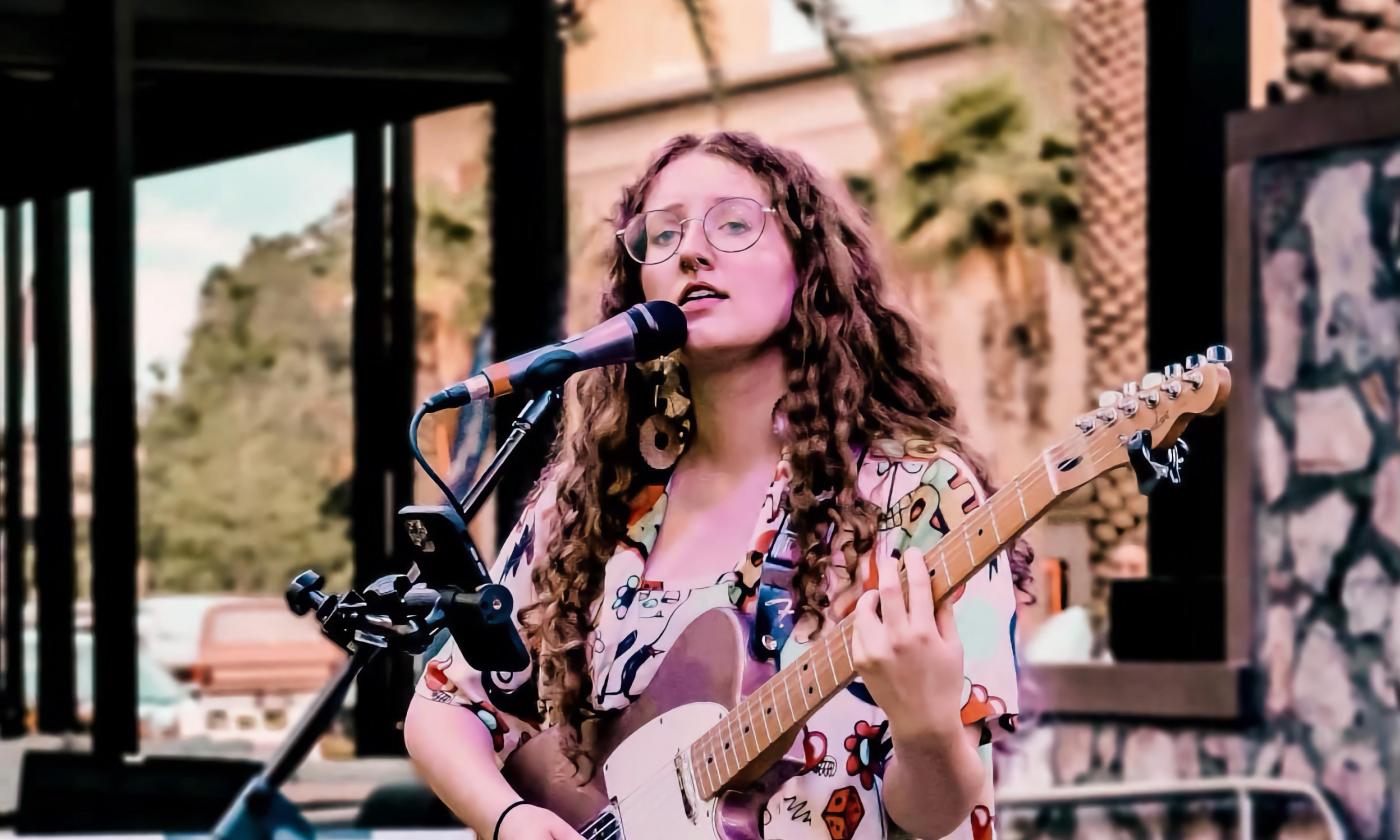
[640,195,755,214]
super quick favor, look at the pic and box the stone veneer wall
[994,137,1400,839]
[1273,0,1400,101]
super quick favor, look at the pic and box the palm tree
[1070,0,1149,600]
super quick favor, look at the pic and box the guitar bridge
[674,751,697,823]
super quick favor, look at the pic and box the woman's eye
[719,220,750,233]
[651,230,678,245]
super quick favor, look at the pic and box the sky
[769,0,957,53]
[12,133,353,440]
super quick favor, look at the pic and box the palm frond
[790,0,896,166]
[677,0,727,121]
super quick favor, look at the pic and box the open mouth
[679,284,728,306]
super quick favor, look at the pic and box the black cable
[408,402,469,523]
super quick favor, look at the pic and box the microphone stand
[212,389,560,839]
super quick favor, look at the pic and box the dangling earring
[635,355,693,472]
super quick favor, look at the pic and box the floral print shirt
[415,445,1020,840]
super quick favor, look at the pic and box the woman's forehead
[643,153,767,211]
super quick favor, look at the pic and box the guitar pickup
[674,751,697,823]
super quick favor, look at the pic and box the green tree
[139,214,356,594]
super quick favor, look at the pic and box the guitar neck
[686,452,1066,800]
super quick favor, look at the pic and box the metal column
[489,0,567,536]
[1,204,26,737]
[32,195,76,734]
[81,0,140,758]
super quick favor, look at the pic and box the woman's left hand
[850,545,965,744]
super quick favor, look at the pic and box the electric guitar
[502,347,1233,839]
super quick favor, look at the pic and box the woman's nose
[675,218,714,269]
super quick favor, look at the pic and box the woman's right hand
[495,803,586,839]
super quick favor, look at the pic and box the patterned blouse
[415,445,1020,840]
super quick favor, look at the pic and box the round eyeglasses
[617,197,776,265]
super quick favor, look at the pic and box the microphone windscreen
[632,300,689,360]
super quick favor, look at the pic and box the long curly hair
[517,131,1033,760]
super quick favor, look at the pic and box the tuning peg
[1075,415,1096,434]
[1099,390,1122,408]
[1184,354,1204,371]
[1140,372,1163,406]
[1122,381,1139,397]
[1163,363,1184,380]
[1207,345,1232,365]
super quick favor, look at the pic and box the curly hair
[516,131,1033,762]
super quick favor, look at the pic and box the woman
[405,131,1026,840]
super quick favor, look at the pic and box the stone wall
[997,135,1400,839]
[1273,0,1400,101]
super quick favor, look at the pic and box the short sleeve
[925,449,1020,745]
[856,446,1021,747]
[412,478,559,763]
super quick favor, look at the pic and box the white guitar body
[503,610,804,840]
[598,702,727,837]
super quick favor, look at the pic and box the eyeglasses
[617,197,776,265]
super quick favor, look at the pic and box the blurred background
[0,0,1397,836]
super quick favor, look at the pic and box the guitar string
[687,419,1154,792]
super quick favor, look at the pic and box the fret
[699,734,720,785]
[737,708,754,763]
[718,718,735,778]
[727,709,749,765]
[795,667,812,712]
[756,684,773,742]
[939,551,952,589]
[1014,476,1029,520]
[694,744,715,794]
[746,705,759,758]
[739,706,759,758]
[781,668,805,716]
[838,621,855,672]
[961,525,976,574]
[822,632,841,688]
[989,503,1002,544]
[765,681,784,735]
[705,731,723,782]
[1041,449,1061,495]
[780,669,800,722]
[995,497,1015,546]
[805,656,823,695]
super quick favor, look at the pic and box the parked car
[174,597,347,748]
[23,628,194,739]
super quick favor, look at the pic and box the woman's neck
[679,346,787,475]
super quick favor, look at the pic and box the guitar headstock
[1049,345,1233,495]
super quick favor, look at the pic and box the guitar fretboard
[686,451,1066,800]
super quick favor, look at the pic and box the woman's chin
[679,335,778,370]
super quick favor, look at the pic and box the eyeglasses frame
[615,198,778,265]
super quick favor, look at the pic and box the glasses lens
[623,211,682,264]
[704,198,765,253]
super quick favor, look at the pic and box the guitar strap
[751,444,865,664]
[751,502,838,664]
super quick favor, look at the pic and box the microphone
[422,300,687,412]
